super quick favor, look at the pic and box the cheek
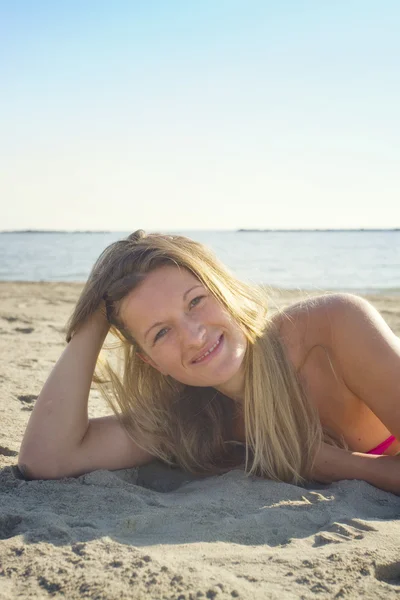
[207,304,231,325]
[219,309,243,334]
[151,344,181,370]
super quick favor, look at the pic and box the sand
[1,282,400,600]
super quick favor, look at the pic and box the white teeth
[194,337,221,362]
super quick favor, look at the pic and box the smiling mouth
[192,334,223,364]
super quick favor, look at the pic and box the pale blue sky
[1,1,399,230]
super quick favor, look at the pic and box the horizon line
[1,228,400,234]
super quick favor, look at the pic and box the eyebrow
[144,284,205,342]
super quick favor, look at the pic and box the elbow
[17,449,64,481]
[18,444,86,480]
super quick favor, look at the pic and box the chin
[199,358,245,388]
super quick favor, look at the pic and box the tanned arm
[19,310,153,479]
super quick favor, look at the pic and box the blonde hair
[66,230,322,483]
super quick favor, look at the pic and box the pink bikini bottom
[367,435,396,455]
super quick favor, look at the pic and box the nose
[179,316,206,348]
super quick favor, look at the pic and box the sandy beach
[1,282,400,600]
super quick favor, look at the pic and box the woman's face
[119,264,247,389]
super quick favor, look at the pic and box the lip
[191,334,224,365]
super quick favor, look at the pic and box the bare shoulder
[315,293,400,440]
[272,293,365,369]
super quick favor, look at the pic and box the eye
[189,295,205,308]
[154,327,169,343]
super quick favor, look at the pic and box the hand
[93,300,109,326]
[78,302,110,339]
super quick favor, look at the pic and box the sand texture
[1,282,400,599]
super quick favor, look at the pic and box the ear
[137,352,168,376]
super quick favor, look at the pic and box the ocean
[0,230,399,293]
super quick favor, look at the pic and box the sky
[1,1,399,231]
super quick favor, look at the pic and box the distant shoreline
[0,230,113,234]
[237,228,400,233]
[1,228,400,234]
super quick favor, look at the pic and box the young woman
[18,230,400,495]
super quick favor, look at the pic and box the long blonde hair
[66,230,322,483]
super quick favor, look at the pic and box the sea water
[0,230,399,293]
